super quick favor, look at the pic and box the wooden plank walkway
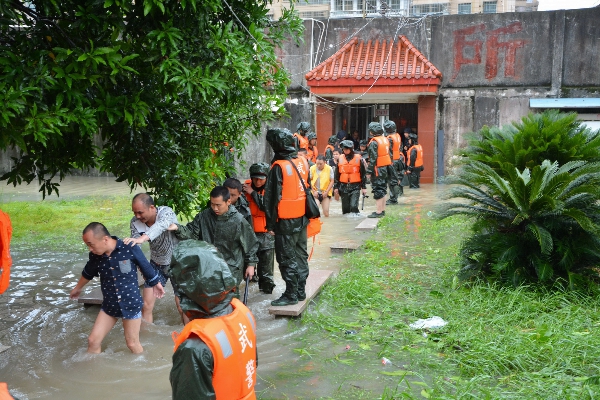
[355,218,379,231]
[330,241,360,254]
[269,269,334,317]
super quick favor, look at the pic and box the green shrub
[439,111,600,287]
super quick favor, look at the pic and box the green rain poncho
[174,205,258,285]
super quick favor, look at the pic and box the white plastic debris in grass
[409,316,447,330]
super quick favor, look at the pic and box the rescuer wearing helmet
[263,128,310,306]
[406,133,424,189]
[383,120,406,204]
[293,121,310,152]
[306,132,319,164]
[324,135,339,161]
[334,140,367,214]
[170,240,257,400]
[366,122,393,218]
[242,162,276,294]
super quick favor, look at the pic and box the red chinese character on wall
[453,22,528,81]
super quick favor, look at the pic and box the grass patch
[0,196,134,251]
[268,210,600,399]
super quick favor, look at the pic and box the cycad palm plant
[440,111,600,287]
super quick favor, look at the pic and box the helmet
[296,122,310,134]
[266,128,296,156]
[359,139,368,147]
[249,162,270,178]
[170,240,237,318]
[307,132,317,140]
[368,122,383,136]
[328,135,338,145]
[340,140,354,149]
[409,133,418,144]
[383,120,396,133]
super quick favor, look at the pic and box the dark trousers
[274,226,309,299]
[339,183,361,214]
[257,247,275,292]
[409,168,421,188]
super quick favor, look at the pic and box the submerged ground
[1,180,600,399]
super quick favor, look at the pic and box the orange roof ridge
[305,35,442,83]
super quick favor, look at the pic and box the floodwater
[0,178,442,399]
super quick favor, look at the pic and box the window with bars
[411,3,448,16]
[483,1,497,13]
[457,3,471,14]
[335,0,354,11]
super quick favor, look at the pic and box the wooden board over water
[355,218,379,231]
[269,269,334,317]
[330,242,360,254]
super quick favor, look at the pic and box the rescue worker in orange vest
[0,210,15,400]
[366,122,393,218]
[406,133,424,189]
[334,140,367,214]
[170,240,257,400]
[263,128,310,306]
[293,121,310,152]
[324,135,339,162]
[306,132,319,164]
[242,163,276,294]
[383,120,406,204]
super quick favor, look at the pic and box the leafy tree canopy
[0,0,303,216]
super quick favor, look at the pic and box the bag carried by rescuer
[288,160,321,220]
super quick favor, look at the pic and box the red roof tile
[305,36,442,84]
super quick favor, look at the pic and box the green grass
[264,211,600,399]
[0,196,134,250]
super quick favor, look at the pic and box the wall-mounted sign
[375,109,389,117]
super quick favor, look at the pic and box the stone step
[269,269,334,317]
[330,242,360,254]
[355,217,379,231]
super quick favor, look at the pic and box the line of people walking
[65,120,423,399]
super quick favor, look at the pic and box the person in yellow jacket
[170,240,257,400]
[310,155,335,217]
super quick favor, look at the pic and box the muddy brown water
[0,177,443,399]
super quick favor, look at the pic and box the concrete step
[330,242,360,254]
[269,269,334,317]
[355,217,380,231]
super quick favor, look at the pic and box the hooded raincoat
[174,206,258,286]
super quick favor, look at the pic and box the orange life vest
[0,383,14,400]
[369,136,392,167]
[172,298,257,400]
[337,154,362,183]
[407,144,424,168]
[306,146,318,164]
[0,210,12,295]
[293,133,309,151]
[272,157,309,219]
[307,217,322,238]
[388,133,403,161]
[244,180,267,233]
[325,144,334,155]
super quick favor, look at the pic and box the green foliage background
[0,0,303,216]
[438,111,600,287]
